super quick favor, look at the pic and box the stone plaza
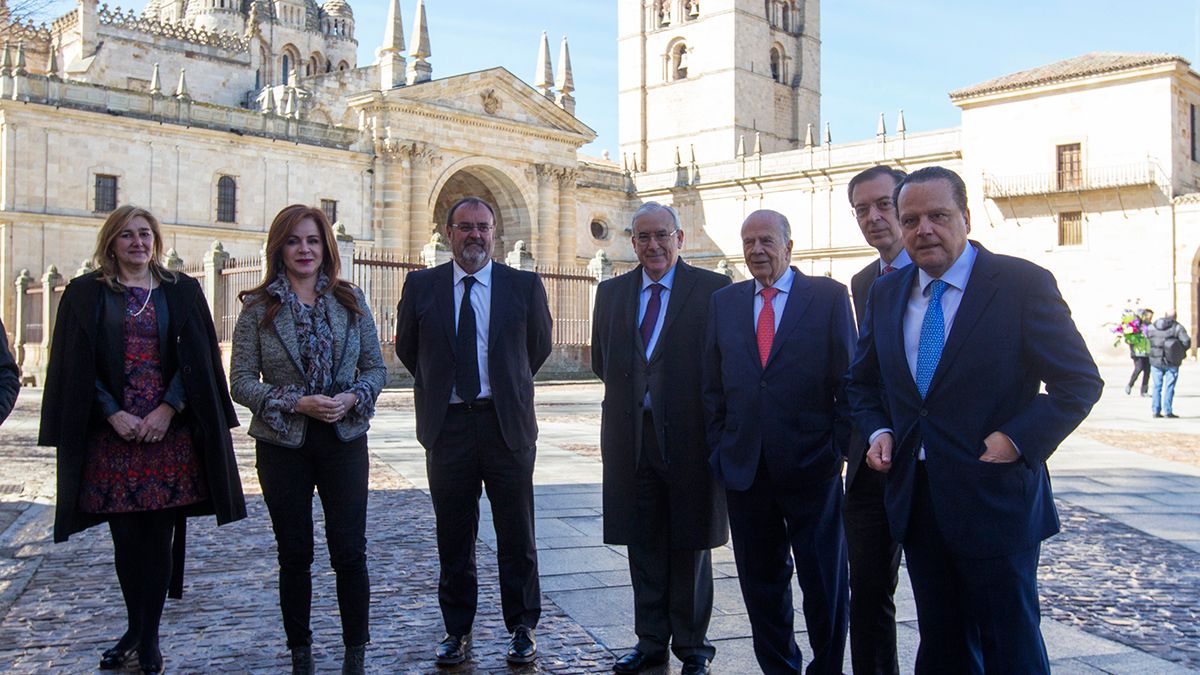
[0,362,1197,673]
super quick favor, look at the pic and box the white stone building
[1,0,1198,370]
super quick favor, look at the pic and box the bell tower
[618,0,819,174]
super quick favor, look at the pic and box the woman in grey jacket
[230,205,386,675]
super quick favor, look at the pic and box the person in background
[1126,309,1153,397]
[40,204,246,675]
[1147,310,1192,419]
[230,204,386,675]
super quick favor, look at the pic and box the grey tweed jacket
[230,286,387,448]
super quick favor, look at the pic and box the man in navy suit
[395,197,553,666]
[703,209,854,674]
[847,167,1103,673]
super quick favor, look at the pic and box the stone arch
[665,38,689,81]
[429,159,535,261]
[280,44,301,84]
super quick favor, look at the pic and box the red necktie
[639,283,664,352]
[882,264,896,275]
[757,287,779,367]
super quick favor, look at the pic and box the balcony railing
[983,161,1159,199]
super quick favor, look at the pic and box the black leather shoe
[435,633,471,666]
[1166,413,1180,418]
[1154,413,1164,418]
[506,626,537,664]
[138,645,163,674]
[613,649,667,673]
[342,644,366,675]
[99,642,138,670]
[290,646,314,675]
[680,655,711,675]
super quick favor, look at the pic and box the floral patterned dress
[78,286,207,514]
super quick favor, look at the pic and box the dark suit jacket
[846,244,1103,559]
[592,260,730,549]
[395,261,553,451]
[845,259,882,489]
[703,267,857,492]
[0,319,20,425]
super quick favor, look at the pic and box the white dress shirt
[752,266,795,332]
[450,260,492,403]
[879,248,912,275]
[638,263,677,360]
[637,263,676,407]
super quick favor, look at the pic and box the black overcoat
[38,272,246,543]
[591,260,730,549]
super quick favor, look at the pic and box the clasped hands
[107,403,175,443]
[865,430,1019,473]
[296,392,359,424]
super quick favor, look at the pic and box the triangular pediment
[355,67,595,144]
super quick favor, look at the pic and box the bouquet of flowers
[1112,308,1151,354]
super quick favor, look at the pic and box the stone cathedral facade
[2,0,1199,361]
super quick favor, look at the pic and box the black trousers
[1128,356,1151,394]
[726,463,849,675]
[427,401,540,635]
[109,509,177,656]
[626,411,715,661]
[844,466,901,675]
[257,421,370,649]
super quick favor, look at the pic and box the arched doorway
[431,164,532,261]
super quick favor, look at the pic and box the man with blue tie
[847,167,1103,673]
[592,202,731,675]
[845,165,910,675]
[703,209,854,674]
[395,196,553,666]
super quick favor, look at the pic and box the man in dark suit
[703,209,854,674]
[847,167,1103,673]
[592,202,731,675]
[395,196,553,666]
[845,165,909,675]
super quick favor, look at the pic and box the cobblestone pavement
[0,392,612,673]
[1041,500,1200,669]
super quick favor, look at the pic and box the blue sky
[42,1,1199,157]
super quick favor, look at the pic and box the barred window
[1058,211,1083,247]
[1056,143,1082,191]
[95,174,118,213]
[321,199,338,224]
[217,176,237,223]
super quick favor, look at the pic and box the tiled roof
[950,52,1185,100]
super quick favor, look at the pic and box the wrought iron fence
[536,264,595,346]
[353,251,426,343]
[219,257,263,341]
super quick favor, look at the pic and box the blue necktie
[915,279,948,398]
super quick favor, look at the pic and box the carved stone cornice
[376,138,441,164]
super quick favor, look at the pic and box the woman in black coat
[39,205,246,674]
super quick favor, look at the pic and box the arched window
[217,176,237,223]
[782,4,789,31]
[282,54,291,84]
[770,47,782,83]
[669,41,689,81]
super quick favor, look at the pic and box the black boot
[291,646,315,675]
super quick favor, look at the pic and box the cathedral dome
[321,0,353,19]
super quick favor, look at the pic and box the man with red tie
[702,209,855,674]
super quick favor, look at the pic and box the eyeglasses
[450,222,493,233]
[632,229,679,245]
[852,198,895,220]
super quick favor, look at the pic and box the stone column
[408,144,436,256]
[535,164,558,264]
[202,240,230,331]
[587,249,614,321]
[557,168,578,266]
[334,222,354,279]
[165,248,184,272]
[12,268,30,371]
[40,265,62,358]
[421,232,451,267]
[505,240,536,272]
[375,139,412,254]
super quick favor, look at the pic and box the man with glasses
[845,165,909,675]
[592,202,730,675]
[395,197,553,666]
